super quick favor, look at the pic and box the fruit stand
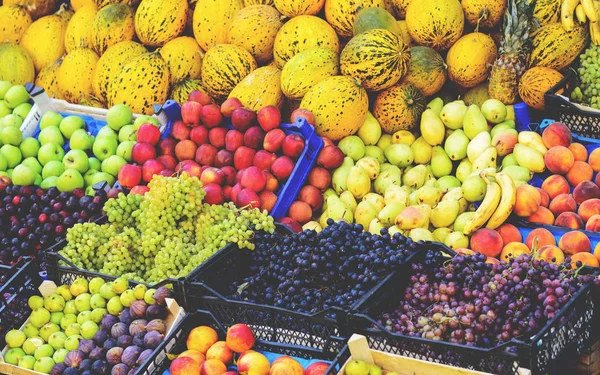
[2,0,600,374]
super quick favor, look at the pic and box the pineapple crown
[499,0,534,55]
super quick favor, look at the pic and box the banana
[463,173,502,235]
[582,0,598,21]
[562,0,580,30]
[591,20,600,45]
[576,4,588,22]
[485,172,516,230]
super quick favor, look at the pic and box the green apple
[38,127,64,146]
[96,126,118,140]
[34,174,41,186]
[0,81,12,99]
[20,137,40,158]
[134,115,159,129]
[0,101,11,117]
[107,103,133,131]
[118,124,136,142]
[4,85,29,109]
[83,169,99,186]
[40,176,57,188]
[56,169,84,192]
[70,129,94,150]
[37,143,64,166]
[59,116,85,139]
[22,157,42,174]
[13,102,32,119]
[88,157,101,171]
[4,113,23,127]
[6,169,12,178]
[91,172,115,186]
[42,160,64,179]
[92,137,118,161]
[12,164,36,185]
[116,141,134,162]
[63,149,89,173]
[39,111,63,129]
[0,153,7,171]
[18,355,35,370]
[85,186,95,195]
[101,155,126,177]
[0,125,22,146]
[0,144,22,168]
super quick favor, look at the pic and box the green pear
[402,165,427,189]
[420,109,445,146]
[327,195,353,223]
[408,190,419,206]
[456,159,472,183]
[354,201,378,230]
[409,228,434,242]
[453,212,475,232]
[319,212,330,228]
[378,202,407,225]
[384,144,413,167]
[362,193,385,211]
[323,188,337,202]
[481,99,507,124]
[395,205,431,229]
[338,136,366,161]
[357,112,382,145]
[517,131,548,155]
[369,364,382,375]
[490,119,516,138]
[444,231,470,249]
[472,146,497,171]
[345,360,370,375]
[442,187,468,214]
[503,165,533,182]
[502,153,518,168]
[368,218,385,235]
[430,146,453,178]
[431,200,460,228]
[514,144,545,173]
[384,185,409,205]
[463,104,488,139]
[467,131,491,163]
[391,130,415,145]
[365,145,385,164]
[440,100,468,129]
[434,175,461,192]
[444,129,469,160]
[427,97,444,116]
[433,227,453,243]
[462,175,488,202]
[388,225,404,236]
[332,157,354,194]
[374,165,401,194]
[303,221,322,232]
[411,136,432,164]
[355,157,380,179]
[339,190,357,212]
[377,134,392,150]
[416,185,443,206]
[347,166,371,199]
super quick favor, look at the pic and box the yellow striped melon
[389,0,412,18]
[300,75,369,140]
[92,41,147,104]
[281,47,339,100]
[527,23,589,71]
[518,67,564,111]
[135,0,187,47]
[229,66,284,110]
[79,98,105,108]
[202,44,258,100]
[273,0,325,17]
[0,43,34,85]
[446,32,497,88]
[58,47,99,103]
[65,4,98,53]
[3,0,58,19]
[36,58,63,99]
[228,5,284,64]
[91,4,135,56]
[108,52,170,115]
[353,7,402,36]
[273,15,339,68]
[340,29,410,92]
[193,0,243,51]
[405,0,464,50]
[373,83,426,132]
[159,36,203,84]
[20,13,66,72]
[325,0,386,38]
[396,20,412,46]
[71,0,95,11]
[462,0,505,29]
[400,46,446,97]
[0,5,32,43]
[171,79,209,104]
[244,0,274,4]
[533,0,561,27]
[95,0,141,7]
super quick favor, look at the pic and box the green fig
[444,129,469,160]
[463,104,488,140]
[430,146,453,178]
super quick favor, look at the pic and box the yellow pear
[409,228,434,242]
[384,185,409,205]
[517,131,548,155]
[378,202,407,225]
[415,186,443,206]
[368,218,385,235]
[467,131,492,163]
[433,227,453,243]
[391,130,415,145]
[514,144,545,173]
[456,159,472,183]
[339,190,357,212]
[327,195,353,223]
[403,165,427,189]
[431,146,453,178]
[463,104,488,140]
[377,133,392,150]
[427,97,444,116]
[302,221,322,232]
[440,100,468,129]
[374,165,401,194]
[395,205,431,230]
[471,146,498,171]
[332,157,354,194]
[453,212,475,232]
[354,201,378,230]
[411,136,433,164]
[431,200,460,228]
[357,112,382,145]
[442,187,468,214]
[319,211,330,228]
[444,129,469,160]
[365,145,385,164]
[363,193,385,211]
[444,231,469,249]
[347,166,371,199]
[388,225,404,236]
[420,109,445,146]
[355,157,380,180]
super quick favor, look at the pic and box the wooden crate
[575,341,600,375]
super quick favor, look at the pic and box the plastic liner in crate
[349,246,598,375]
[139,310,350,375]
[160,101,324,220]
[0,257,41,348]
[543,70,600,139]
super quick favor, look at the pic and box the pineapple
[488,0,534,104]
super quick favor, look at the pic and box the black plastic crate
[350,248,598,375]
[0,257,41,348]
[138,310,350,375]
[544,70,600,139]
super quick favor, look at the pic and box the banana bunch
[561,0,600,44]
[462,172,516,235]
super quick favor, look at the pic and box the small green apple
[118,124,136,142]
[101,154,126,177]
[63,149,89,173]
[4,85,29,109]
[0,101,11,117]
[92,137,118,161]
[116,141,134,162]
[4,113,23,128]
[106,104,133,131]
[83,169,98,186]
[12,164,36,185]
[59,116,85,139]
[34,174,41,186]
[0,153,7,171]
[13,102,32,119]
[85,185,95,195]
[88,157,101,171]
[33,357,55,374]
[91,172,115,186]
[20,137,40,158]
[39,111,63,130]
[42,160,64,179]
[37,143,64,166]
[40,176,57,189]
[38,127,64,146]
[0,144,22,168]
[96,126,118,140]
[18,355,35,370]
[70,129,94,150]
[0,81,12,99]
[4,347,26,365]
[133,115,159,129]
[56,169,84,192]
[0,125,22,146]
[22,157,42,174]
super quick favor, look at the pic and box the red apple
[236,168,246,184]
[298,185,323,211]
[230,183,243,205]
[158,138,177,156]
[189,90,213,105]
[241,166,266,192]
[234,146,256,170]
[132,142,156,165]
[291,108,315,125]
[271,156,294,181]
[263,129,285,153]
[282,134,305,158]
[253,150,276,171]
[257,105,281,132]
[201,104,223,128]
[190,126,209,146]
[221,98,243,117]
[181,101,202,126]
[259,190,277,212]
[225,129,244,152]
[107,187,122,199]
[118,165,142,189]
[289,201,312,224]
[130,185,149,195]
[0,175,11,192]
[321,137,334,147]
[308,167,331,192]
[317,146,344,169]
[196,144,218,166]
[231,107,256,131]
[175,139,198,161]
[305,362,330,375]
[159,169,174,177]
[201,165,211,172]
[243,126,265,150]
[203,183,224,205]
[221,166,237,185]
[142,159,166,183]
[179,160,202,178]
[201,167,225,186]
[171,120,190,141]
[263,171,278,192]
[209,127,227,148]
[279,217,302,232]
[236,188,260,208]
[223,185,232,200]
[157,155,177,170]
[137,124,161,145]
[214,149,234,168]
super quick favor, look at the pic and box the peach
[554,212,584,229]
[535,245,565,264]
[544,146,574,174]
[566,161,594,187]
[526,227,557,250]
[259,190,277,213]
[558,231,592,255]
[541,175,570,200]
[593,243,600,262]
[289,201,313,224]
[237,351,270,375]
[187,326,218,354]
[485,257,500,265]
[569,143,588,162]
[263,171,279,192]
[541,122,572,148]
[469,228,504,258]
[206,341,233,365]
[270,357,304,375]
[514,184,541,217]
[224,372,240,375]
[455,248,475,256]
[298,185,323,211]
[280,217,302,232]
[179,350,206,366]
[171,356,201,375]
[499,242,530,262]
[200,359,227,375]
[226,324,255,353]
[495,224,522,245]
[308,167,331,192]
[305,362,330,375]
[569,252,600,269]
[573,180,600,204]
[548,194,577,215]
[586,214,600,232]
[594,173,600,187]
[589,148,600,172]
[578,198,600,222]
[537,188,550,207]
[526,206,555,225]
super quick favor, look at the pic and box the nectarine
[525,228,556,250]
[566,161,594,187]
[558,231,591,255]
[495,224,522,245]
[187,326,218,354]
[226,324,255,353]
[469,229,503,257]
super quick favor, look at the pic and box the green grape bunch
[576,44,600,108]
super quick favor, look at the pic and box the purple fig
[111,363,130,375]
[137,348,153,366]
[129,319,147,336]
[121,345,142,367]
[93,330,109,346]
[101,314,119,331]
[111,322,128,338]
[92,360,110,375]
[78,339,95,355]
[106,346,124,365]
[119,308,133,325]
[130,300,148,319]
[133,332,145,347]
[64,350,85,368]
[89,347,105,360]
[145,304,167,320]
[80,358,93,371]
[50,363,67,375]
[103,338,118,351]
[153,287,171,305]
[144,330,164,349]
[146,319,166,334]
[117,335,133,348]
